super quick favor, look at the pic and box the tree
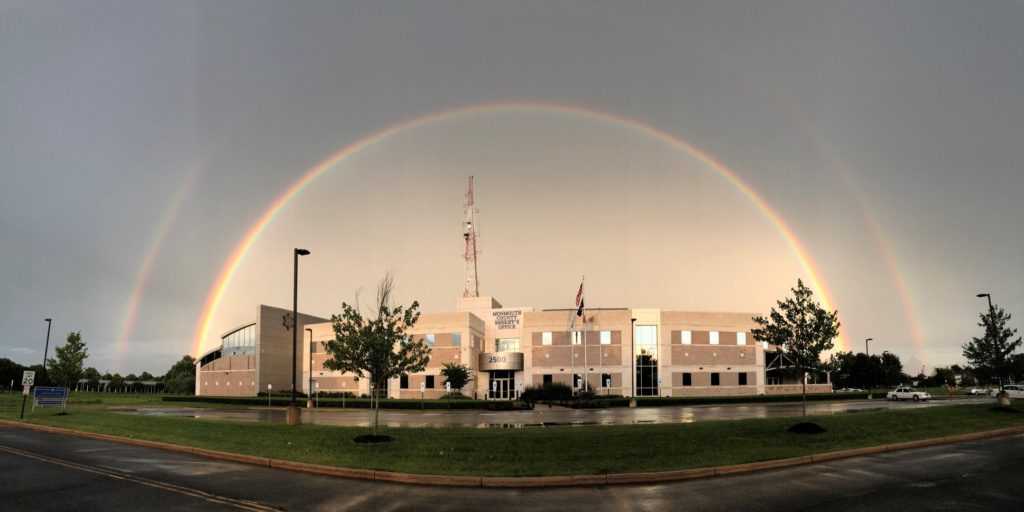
[83,367,101,380]
[0,357,24,390]
[323,275,431,437]
[962,304,1022,388]
[878,351,904,387]
[139,371,154,381]
[751,279,840,416]
[440,362,472,393]
[47,331,88,389]
[163,355,196,395]
[110,373,125,392]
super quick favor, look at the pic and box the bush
[520,382,574,404]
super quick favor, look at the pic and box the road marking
[0,443,279,511]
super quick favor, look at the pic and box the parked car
[834,388,865,393]
[965,387,991,395]
[888,386,931,401]
[998,384,1024,398]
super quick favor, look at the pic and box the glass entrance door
[488,371,515,400]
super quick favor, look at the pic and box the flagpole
[582,276,587,394]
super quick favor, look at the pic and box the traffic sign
[22,370,35,387]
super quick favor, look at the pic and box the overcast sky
[1,1,1021,377]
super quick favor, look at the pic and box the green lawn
[2,396,1022,477]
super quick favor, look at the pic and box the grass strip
[2,401,1022,477]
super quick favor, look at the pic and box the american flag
[575,281,584,317]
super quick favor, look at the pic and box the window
[543,374,553,385]
[310,341,318,354]
[710,331,719,345]
[736,332,746,345]
[425,333,435,347]
[738,373,748,386]
[683,373,692,386]
[573,374,582,389]
[542,331,552,346]
[571,331,583,345]
[681,330,692,345]
[600,331,611,345]
[400,375,409,389]
[496,338,520,352]
[602,373,612,388]
[635,325,658,396]
[452,332,461,347]
[711,373,720,386]
[426,375,435,389]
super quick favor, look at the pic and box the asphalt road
[119,396,993,428]
[1,424,1022,511]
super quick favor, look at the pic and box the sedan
[965,387,991,395]
[888,386,931,401]
[999,384,1024,398]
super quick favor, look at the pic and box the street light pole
[630,318,636,399]
[306,328,314,409]
[291,248,310,414]
[976,293,999,393]
[42,318,52,381]
[865,337,873,399]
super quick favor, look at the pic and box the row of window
[399,375,436,389]
[680,331,747,345]
[537,372,749,387]
[540,331,614,345]
[221,324,256,356]
[682,372,749,386]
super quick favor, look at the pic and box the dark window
[711,373,720,386]
[738,373,747,386]
[543,374,553,385]
[683,373,692,386]
[426,375,435,389]
[602,373,612,388]
[400,375,409,389]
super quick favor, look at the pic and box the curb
[2,420,1022,488]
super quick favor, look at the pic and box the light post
[306,328,314,409]
[288,248,310,425]
[630,317,637,403]
[42,318,52,383]
[865,337,873,399]
[976,293,1004,397]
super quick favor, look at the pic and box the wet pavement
[113,395,993,428]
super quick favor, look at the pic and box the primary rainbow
[192,102,846,357]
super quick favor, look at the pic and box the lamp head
[45,318,51,322]
[976,293,990,298]
[295,248,310,256]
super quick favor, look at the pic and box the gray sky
[1,1,1021,377]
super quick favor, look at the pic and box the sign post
[267,384,272,406]
[445,381,452,409]
[20,371,35,419]
[342,381,346,408]
[420,382,426,409]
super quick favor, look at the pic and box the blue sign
[33,387,68,407]
[34,387,68,399]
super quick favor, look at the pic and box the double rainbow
[191,102,847,357]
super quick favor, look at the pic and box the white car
[998,385,1024,398]
[965,387,991,395]
[888,386,931,401]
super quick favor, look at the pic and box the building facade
[196,297,832,398]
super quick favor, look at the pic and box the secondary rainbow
[192,102,846,357]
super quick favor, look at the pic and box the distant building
[195,297,832,398]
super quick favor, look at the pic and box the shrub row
[161,395,528,410]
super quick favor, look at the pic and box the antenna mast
[462,176,480,297]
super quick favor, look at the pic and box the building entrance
[488,370,515,400]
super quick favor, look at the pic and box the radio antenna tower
[462,176,480,297]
